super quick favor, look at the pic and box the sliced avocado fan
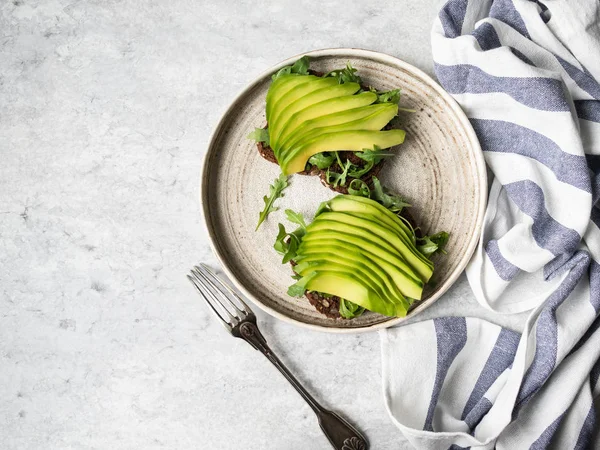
[265,74,406,175]
[292,195,434,318]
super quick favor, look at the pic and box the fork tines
[187,264,252,330]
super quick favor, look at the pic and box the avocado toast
[248,56,409,194]
[273,177,448,320]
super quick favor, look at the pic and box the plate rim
[200,47,487,333]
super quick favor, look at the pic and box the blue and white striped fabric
[381,0,600,448]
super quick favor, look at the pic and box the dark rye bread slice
[258,70,394,194]
[290,209,422,320]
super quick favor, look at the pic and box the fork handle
[238,322,369,450]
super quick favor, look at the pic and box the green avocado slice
[282,104,398,154]
[326,194,410,236]
[294,246,409,302]
[304,271,407,317]
[266,74,319,122]
[268,77,340,146]
[277,92,379,148]
[299,233,423,296]
[309,213,433,282]
[276,92,377,147]
[324,195,433,268]
[296,242,422,300]
[294,257,405,308]
[271,82,360,152]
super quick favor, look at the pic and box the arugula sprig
[326,158,353,188]
[371,177,411,213]
[417,231,450,257]
[339,298,366,319]
[256,173,289,230]
[272,56,310,81]
[325,63,362,85]
[273,209,307,263]
[369,87,401,104]
[348,146,395,179]
[347,179,370,197]
[346,176,410,213]
[247,127,270,146]
[309,152,336,170]
[287,271,316,297]
[368,86,415,111]
[313,146,395,186]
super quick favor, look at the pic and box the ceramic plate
[201,48,486,333]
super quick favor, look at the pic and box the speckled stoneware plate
[201,48,486,333]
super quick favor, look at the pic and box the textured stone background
[0,1,526,449]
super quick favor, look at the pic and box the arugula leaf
[349,146,395,178]
[371,176,411,213]
[339,298,366,319]
[348,160,374,179]
[308,152,336,170]
[285,209,307,231]
[256,173,289,230]
[417,231,450,257]
[348,179,370,197]
[368,87,401,105]
[287,272,316,297]
[272,66,292,81]
[326,159,353,188]
[325,62,362,85]
[355,146,395,164]
[247,127,270,146]
[291,56,310,75]
[273,223,305,263]
[273,210,307,263]
[272,56,310,80]
[273,223,289,254]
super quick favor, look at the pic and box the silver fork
[188,264,369,450]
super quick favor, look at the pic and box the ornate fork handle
[235,319,368,450]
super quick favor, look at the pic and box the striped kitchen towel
[381,0,600,448]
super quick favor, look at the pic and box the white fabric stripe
[475,299,548,439]
[556,279,593,360]
[512,0,588,67]
[543,0,600,78]
[434,318,501,432]
[452,92,583,156]
[466,181,558,313]
[550,385,594,450]
[432,32,564,80]
[580,119,600,154]
[487,19,596,101]
[481,179,555,271]
[462,0,493,34]
[584,222,600,263]
[484,152,592,232]
[380,324,437,430]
